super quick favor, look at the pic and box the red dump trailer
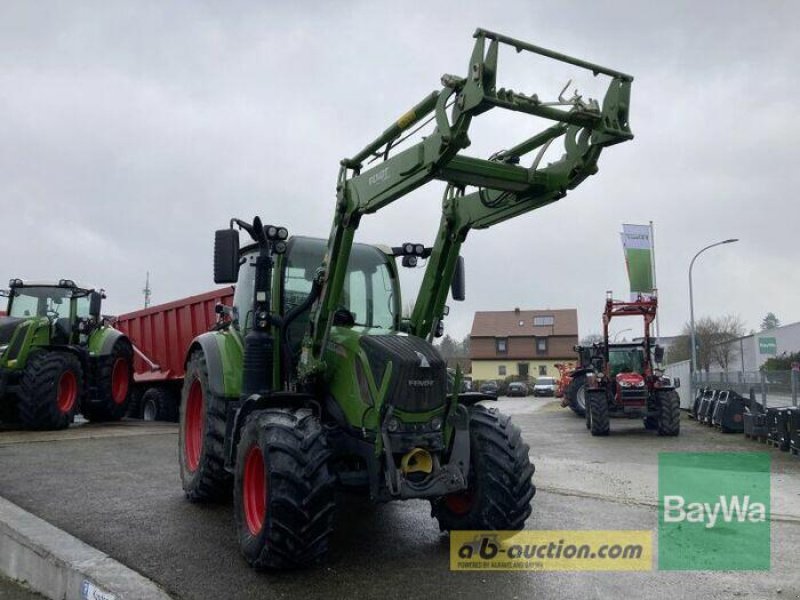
[114,287,233,421]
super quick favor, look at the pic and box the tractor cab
[607,344,648,406]
[2,279,104,348]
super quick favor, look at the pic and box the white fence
[663,360,692,409]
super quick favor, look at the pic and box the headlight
[0,344,7,356]
[635,381,646,388]
[620,381,631,388]
[387,417,400,433]
[430,416,443,431]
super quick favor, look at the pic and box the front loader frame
[305,28,634,368]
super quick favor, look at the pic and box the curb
[0,495,172,600]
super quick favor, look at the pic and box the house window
[533,315,554,327]
[536,338,547,354]
[539,365,547,376]
[498,365,507,376]
[496,338,508,354]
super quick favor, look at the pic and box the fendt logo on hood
[414,351,430,368]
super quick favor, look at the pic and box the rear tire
[587,390,610,436]
[19,352,82,430]
[81,340,133,422]
[179,350,232,501]
[141,387,179,422]
[432,405,535,531]
[234,408,335,570]
[566,374,587,417]
[657,390,681,436]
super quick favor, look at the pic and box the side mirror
[89,291,103,317]
[673,377,681,389]
[214,229,240,284]
[451,256,465,301]
[0,289,8,298]
[654,345,665,364]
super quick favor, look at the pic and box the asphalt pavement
[0,401,799,599]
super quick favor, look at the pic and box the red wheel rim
[111,359,130,405]
[445,490,475,515]
[57,371,77,414]
[243,445,267,536]
[184,379,204,472]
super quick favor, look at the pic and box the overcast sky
[2,1,798,341]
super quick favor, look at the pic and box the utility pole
[143,271,152,309]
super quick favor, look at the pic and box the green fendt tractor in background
[178,29,634,569]
[0,279,133,430]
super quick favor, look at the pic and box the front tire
[179,350,231,501]
[566,374,588,417]
[657,390,681,436]
[234,408,335,570]
[432,405,535,531]
[19,352,82,430]
[587,390,610,436]
[82,340,133,422]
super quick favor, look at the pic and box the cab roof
[8,279,97,293]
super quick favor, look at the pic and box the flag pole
[649,220,660,338]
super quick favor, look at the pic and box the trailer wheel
[179,350,232,501]
[566,374,587,417]
[141,387,179,422]
[82,340,133,422]
[657,390,681,436]
[432,405,535,532]
[587,390,610,436]
[234,408,335,569]
[19,351,82,430]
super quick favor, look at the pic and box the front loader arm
[305,28,634,363]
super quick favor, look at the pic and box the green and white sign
[620,224,654,299]
[659,452,770,571]
[758,337,777,355]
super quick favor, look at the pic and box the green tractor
[0,279,134,430]
[178,29,634,569]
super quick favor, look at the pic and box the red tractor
[584,293,680,436]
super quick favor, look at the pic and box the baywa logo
[663,494,766,529]
[658,452,770,571]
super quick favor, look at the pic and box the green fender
[185,330,243,399]
[88,325,130,357]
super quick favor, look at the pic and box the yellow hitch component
[400,448,433,475]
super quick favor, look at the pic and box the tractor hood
[359,334,447,413]
[616,372,645,387]
[0,317,26,345]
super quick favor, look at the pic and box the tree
[580,333,603,346]
[666,314,746,371]
[708,314,746,371]
[762,351,800,371]
[761,312,780,331]
[459,335,471,357]
[436,334,458,359]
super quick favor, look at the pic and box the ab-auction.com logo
[450,530,652,571]
[658,452,770,571]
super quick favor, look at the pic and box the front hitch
[381,404,471,499]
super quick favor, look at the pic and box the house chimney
[514,307,520,314]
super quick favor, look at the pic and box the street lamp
[613,328,632,342]
[689,238,739,385]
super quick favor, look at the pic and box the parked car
[533,376,557,397]
[507,382,529,397]
[479,381,499,396]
